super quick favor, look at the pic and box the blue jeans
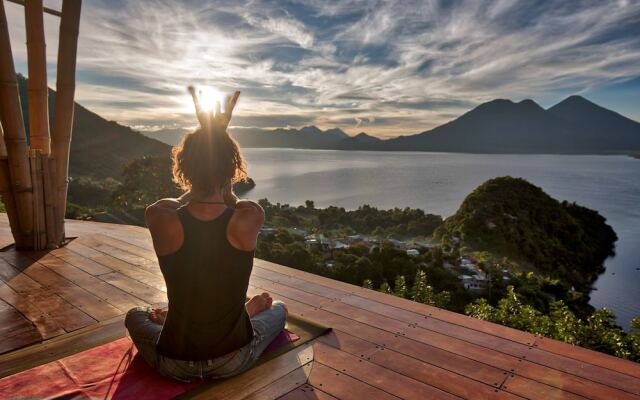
[124,301,287,382]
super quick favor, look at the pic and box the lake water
[242,148,640,330]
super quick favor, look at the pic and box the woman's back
[155,205,254,360]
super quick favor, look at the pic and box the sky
[5,0,640,138]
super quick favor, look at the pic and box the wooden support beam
[29,150,46,249]
[0,122,21,244]
[0,0,33,248]
[41,155,58,248]
[51,0,82,244]
[25,0,51,154]
[5,0,62,18]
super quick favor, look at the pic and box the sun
[194,86,225,113]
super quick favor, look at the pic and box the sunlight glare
[195,86,225,113]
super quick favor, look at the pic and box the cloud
[5,0,640,137]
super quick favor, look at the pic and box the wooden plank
[533,336,640,379]
[49,248,112,275]
[0,303,34,336]
[254,267,536,350]
[317,330,519,400]
[509,353,640,399]
[0,298,42,355]
[0,258,44,293]
[83,253,165,292]
[61,241,165,290]
[278,384,339,400]
[243,363,313,400]
[92,233,157,259]
[248,283,640,399]
[248,279,522,374]
[0,283,64,339]
[313,342,462,399]
[98,272,166,305]
[500,375,591,400]
[27,252,147,311]
[252,266,640,396]
[0,328,42,355]
[307,362,400,400]
[184,344,314,400]
[75,236,159,273]
[253,268,352,301]
[255,259,536,344]
[5,256,121,321]
[62,240,103,258]
[0,263,95,333]
[246,285,513,387]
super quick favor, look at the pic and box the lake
[242,148,640,330]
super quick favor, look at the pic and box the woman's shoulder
[145,199,184,256]
[227,200,264,251]
[232,200,265,221]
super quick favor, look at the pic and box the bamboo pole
[25,0,51,154]
[0,122,22,246]
[51,0,81,244]
[41,155,57,248]
[29,150,46,249]
[6,0,63,18]
[0,0,34,248]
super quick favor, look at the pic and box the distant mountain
[17,75,170,180]
[142,125,355,149]
[369,96,640,154]
[548,95,640,150]
[231,126,353,149]
[379,98,586,153]
[142,127,188,147]
[149,95,640,154]
[335,132,383,150]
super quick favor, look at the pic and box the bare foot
[149,308,167,325]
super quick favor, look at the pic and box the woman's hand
[246,293,273,317]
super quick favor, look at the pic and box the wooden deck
[0,213,638,399]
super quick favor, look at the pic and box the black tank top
[156,205,255,360]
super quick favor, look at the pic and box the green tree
[393,275,407,298]
[362,279,374,290]
[379,281,392,294]
[465,286,640,361]
[410,270,451,308]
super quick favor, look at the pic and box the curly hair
[172,128,247,195]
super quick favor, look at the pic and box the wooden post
[51,0,81,244]
[0,0,34,248]
[41,155,58,248]
[0,122,22,244]
[25,0,51,154]
[29,150,46,249]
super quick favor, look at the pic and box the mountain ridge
[143,95,640,154]
[17,74,170,180]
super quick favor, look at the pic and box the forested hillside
[17,74,170,180]
[435,176,617,292]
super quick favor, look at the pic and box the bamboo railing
[25,0,50,154]
[0,0,34,248]
[51,0,82,244]
[0,0,82,249]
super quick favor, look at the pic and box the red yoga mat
[0,329,299,399]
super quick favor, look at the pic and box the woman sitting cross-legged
[125,90,287,382]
